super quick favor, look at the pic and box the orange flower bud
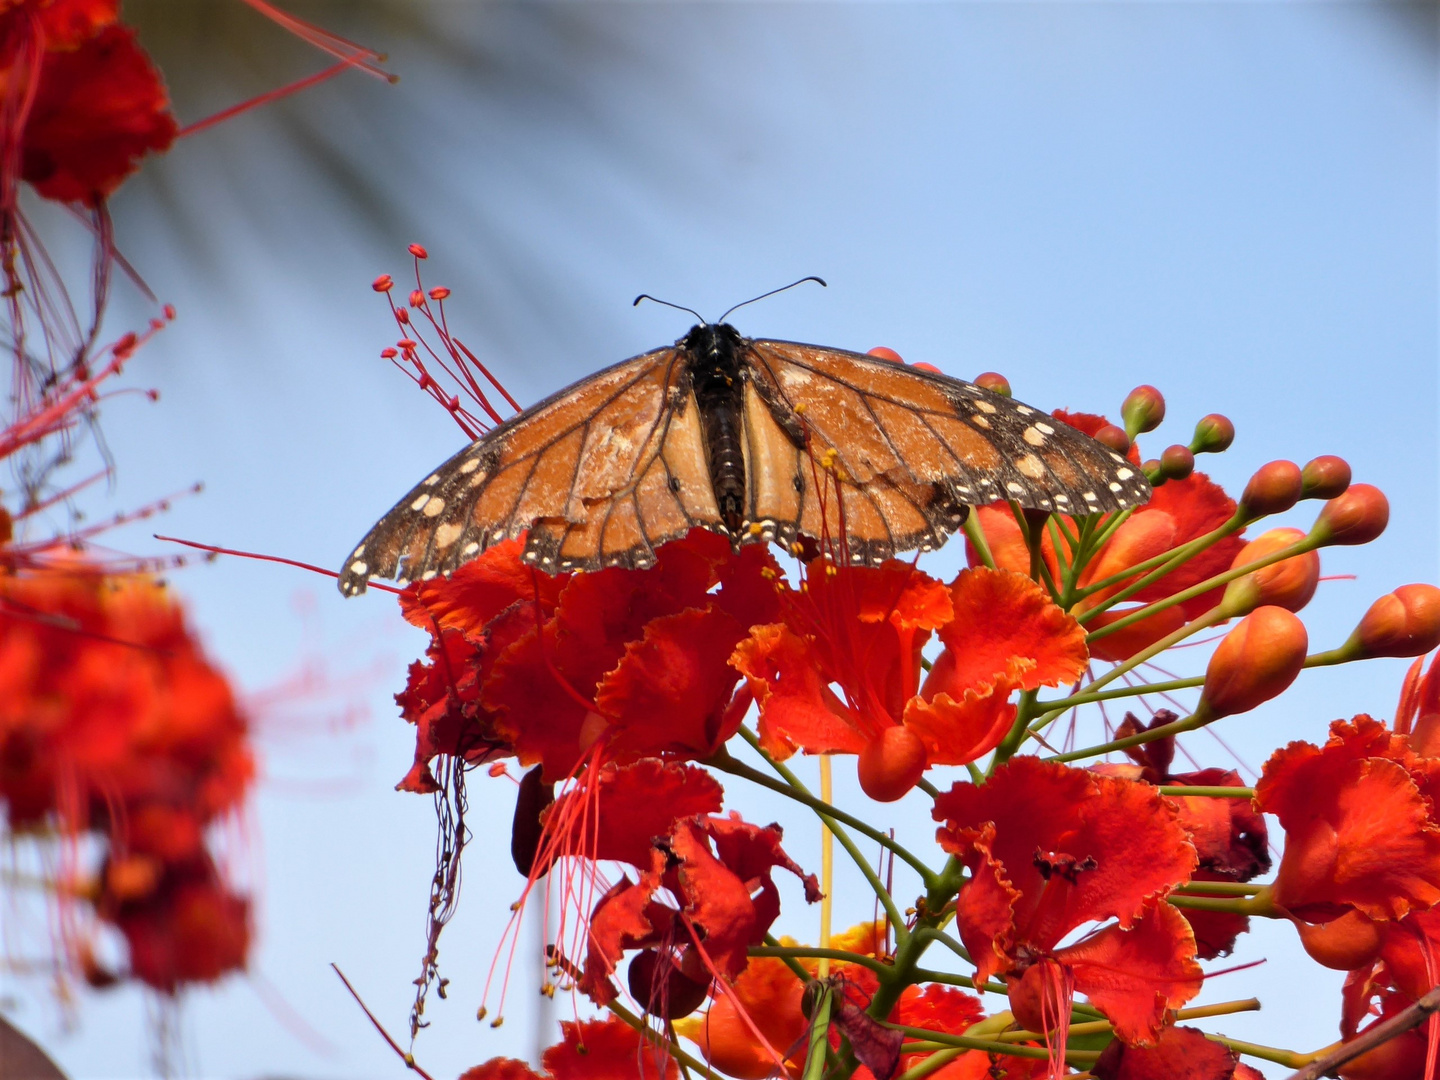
[429,286,451,301]
[1295,910,1382,971]
[975,371,1011,397]
[857,726,927,802]
[409,243,429,259]
[1191,413,1234,454]
[1346,585,1440,659]
[1240,460,1303,519]
[1093,423,1130,455]
[408,289,425,308]
[1301,455,1350,500]
[1200,607,1308,719]
[1159,444,1194,481]
[372,274,393,292]
[867,347,904,363]
[1122,385,1165,437]
[1311,484,1389,546]
[1221,527,1319,617]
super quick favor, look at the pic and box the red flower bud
[1347,585,1440,659]
[1295,910,1382,972]
[912,362,944,374]
[1159,444,1195,481]
[372,274,393,292]
[1200,606,1308,719]
[1311,484,1388,546]
[1190,413,1234,454]
[1141,459,1163,484]
[627,949,711,1020]
[1301,455,1350,500]
[428,287,451,301]
[1122,385,1165,437]
[1240,460,1303,519]
[1093,424,1130,455]
[975,372,1011,397]
[1221,527,1319,617]
[867,347,903,363]
[163,304,177,321]
[857,726,927,802]
[408,289,425,308]
[380,348,398,359]
[409,243,429,259]
[396,308,410,324]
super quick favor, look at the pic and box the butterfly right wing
[338,346,721,594]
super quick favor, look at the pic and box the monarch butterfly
[338,322,1151,595]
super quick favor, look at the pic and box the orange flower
[0,562,253,989]
[1257,717,1440,922]
[734,564,1084,800]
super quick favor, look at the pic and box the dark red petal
[732,622,868,758]
[23,25,177,205]
[543,1018,679,1080]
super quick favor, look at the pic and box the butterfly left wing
[339,346,725,594]
[740,340,1151,565]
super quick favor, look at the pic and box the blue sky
[3,2,1436,1077]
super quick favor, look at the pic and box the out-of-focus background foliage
[2,2,1435,1077]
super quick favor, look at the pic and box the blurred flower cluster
[0,0,384,1015]
[374,256,1440,1080]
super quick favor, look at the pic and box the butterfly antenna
[632,294,706,324]
[716,276,827,324]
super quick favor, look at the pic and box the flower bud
[868,347,903,363]
[1220,527,1319,617]
[1190,413,1234,454]
[1121,385,1165,438]
[429,286,451,300]
[975,372,1011,397]
[511,766,555,877]
[1159,444,1194,481]
[1239,460,1303,519]
[372,274,393,292]
[408,289,425,308]
[1310,484,1388,546]
[1141,459,1163,485]
[1301,455,1350,500]
[408,243,429,259]
[912,362,944,374]
[1199,606,1308,719]
[1295,910,1382,972]
[1345,585,1440,660]
[1093,424,1130,455]
[628,949,711,1019]
[857,726,927,802]
[1080,511,1178,609]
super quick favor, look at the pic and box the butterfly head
[681,322,746,364]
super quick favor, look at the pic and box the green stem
[1175,880,1263,896]
[1158,786,1255,799]
[1074,510,1246,614]
[1168,893,1275,916]
[802,984,833,1080]
[749,946,888,974]
[962,512,996,570]
[883,1024,1098,1065]
[1046,709,1206,763]
[1038,675,1205,714]
[713,739,935,886]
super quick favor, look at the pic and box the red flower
[461,1018,679,1080]
[395,529,777,791]
[934,758,1202,1044]
[581,812,819,1005]
[1097,712,1270,960]
[1257,716,1440,922]
[1092,1025,1252,1080]
[734,563,1085,799]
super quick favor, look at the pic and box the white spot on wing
[423,497,446,518]
[410,494,430,511]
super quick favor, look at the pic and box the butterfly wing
[338,346,724,594]
[740,340,1152,565]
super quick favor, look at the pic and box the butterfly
[338,321,1151,596]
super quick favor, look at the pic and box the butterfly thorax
[683,323,749,539]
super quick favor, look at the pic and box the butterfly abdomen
[685,323,749,538]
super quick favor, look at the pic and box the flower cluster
[372,265,1440,1080]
